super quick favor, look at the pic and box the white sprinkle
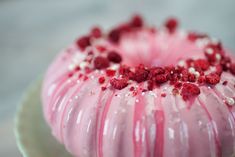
[188,67,196,74]
[136,99,140,103]
[216,54,221,61]
[68,64,75,71]
[226,97,235,106]
[141,92,145,96]
[194,71,200,78]
[109,64,119,70]
[178,60,186,67]
[79,61,88,69]
[205,48,213,55]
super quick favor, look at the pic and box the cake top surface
[52,15,235,102]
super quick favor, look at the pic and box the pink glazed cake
[42,15,235,157]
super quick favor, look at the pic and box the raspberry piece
[194,59,209,71]
[108,28,121,43]
[215,65,223,75]
[119,65,132,77]
[181,83,200,100]
[148,67,165,79]
[76,36,91,50]
[129,86,135,91]
[131,65,149,83]
[181,69,189,82]
[84,75,89,81]
[229,63,235,75]
[98,77,105,84]
[186,59,194,67]
[220,56,231,71]
[198,76,206,84]
[106,69,116,77]
[96,45,107,53]
[91,26,102,38]
[222,81,228,86]
[68,72,74,78]
[161,93,166,97]
[187,32,207,42]
[101,86,107,91]
[94,56,110,69]
[155,73,169,84]
[174,82,182,89]
[165,18,178,33]
[129,15,143,28]
[147,80,154,90]
[107,51,122,63]
[205,73,220,85]
[110,78,128,90]
[205,51,217,63]
[188,73,196,82]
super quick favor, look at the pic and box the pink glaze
[42,28,235,157]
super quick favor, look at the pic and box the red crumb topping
[187,32,207,42]
[71,15,235,101]
[205,73,220,85]
[129,86,135,91]
[222,81,228,86]
[131,65,149,83]
[147,80,154,90]
[230,63,235,75]
[194,59,210,71]
[94,56,110,69]
[165,18,178,33]
[76,36,91,50]
[83,75,89,81]
[108,29,121,43]
[91,26,102,38]
[181,83,200,100]
[68,72,73,78]
[96,45,107,52]
[198,76,206,84]
[98,77,105,84]
[106,69,116,77]
[110,78,128,90]
[101,86,107,91]
[129,15,143,28]
[107,51,122,63]
[161,93,166,97]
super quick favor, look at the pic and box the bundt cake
[42,15,235,157]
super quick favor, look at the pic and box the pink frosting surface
[42,28,235,157]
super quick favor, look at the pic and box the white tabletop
[1,0,235,156]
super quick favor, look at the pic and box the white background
[0,0,235,156]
